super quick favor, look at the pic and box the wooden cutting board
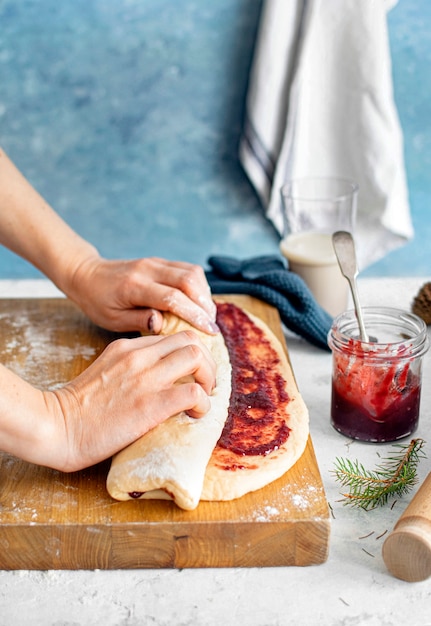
[0,296,330,570]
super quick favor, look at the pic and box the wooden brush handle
[382,472,431,582]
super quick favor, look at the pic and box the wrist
[53,241,101,303]
[0,366,62,468]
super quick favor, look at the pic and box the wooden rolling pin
[382,472,431,582]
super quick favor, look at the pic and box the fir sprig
[332,438,426,510]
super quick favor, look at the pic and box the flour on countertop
[253,505,280,522]
[240,481,326,522]
[0,310,97,388]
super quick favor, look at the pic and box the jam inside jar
[328,307,429,442]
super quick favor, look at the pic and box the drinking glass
[280,177,358,317]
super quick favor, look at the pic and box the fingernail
[148,313,155,332]
[208,321,220,334]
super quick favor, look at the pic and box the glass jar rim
[328,306,429,360]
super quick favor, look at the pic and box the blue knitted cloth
[205,255,332,351]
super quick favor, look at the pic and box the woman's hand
[66,255,219,335]
[0,149,218,335]
[35,330,217,472]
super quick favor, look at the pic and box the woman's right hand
[41,330,216,472]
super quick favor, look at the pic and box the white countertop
[1,277,431,626]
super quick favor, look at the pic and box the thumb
[119,308,164,334]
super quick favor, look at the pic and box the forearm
[0,364,62,468]
[0,148,99,293]
[0,148,218,335]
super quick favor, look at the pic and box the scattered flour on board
[240,482,324,522]
[0,311,97,388]
[253,505,280,522]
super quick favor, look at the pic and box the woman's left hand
[66,255,219,335]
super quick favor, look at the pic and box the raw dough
[201,309,309,501]
[107,302,309,510]
[106,313,232,510]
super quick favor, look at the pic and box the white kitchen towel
[239,0,413,268]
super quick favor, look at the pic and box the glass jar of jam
[328,307,429,442]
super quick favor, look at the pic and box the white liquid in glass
[280,232,348,317]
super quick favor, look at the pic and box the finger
[117,331,217,391]
[168,263,217,321]
[125,329,212,359]
[130,330,217,394]
[148,258,216,319]
[158,341,217,396]
[159,382,212,419]
[114,308,165,334]
[128,259,218,332]
[129,302,217,336]
[166,293,219,335]
[138,282,219,334]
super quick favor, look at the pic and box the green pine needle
[331,438,426,510]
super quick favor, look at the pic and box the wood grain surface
[0,296,330,569]
[382,472,431,582]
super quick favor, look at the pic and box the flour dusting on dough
[107,312,232,510]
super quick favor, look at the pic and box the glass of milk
[280,178,358,317]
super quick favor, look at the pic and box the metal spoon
[332,230,371,342]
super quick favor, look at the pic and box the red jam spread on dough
[331,339,421,442]
[215,302,291,457]
[128,301,292,495]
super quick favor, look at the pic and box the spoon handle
[332,231,369,342]
[348,277,369,343]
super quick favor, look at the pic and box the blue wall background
[0,0,430,279]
